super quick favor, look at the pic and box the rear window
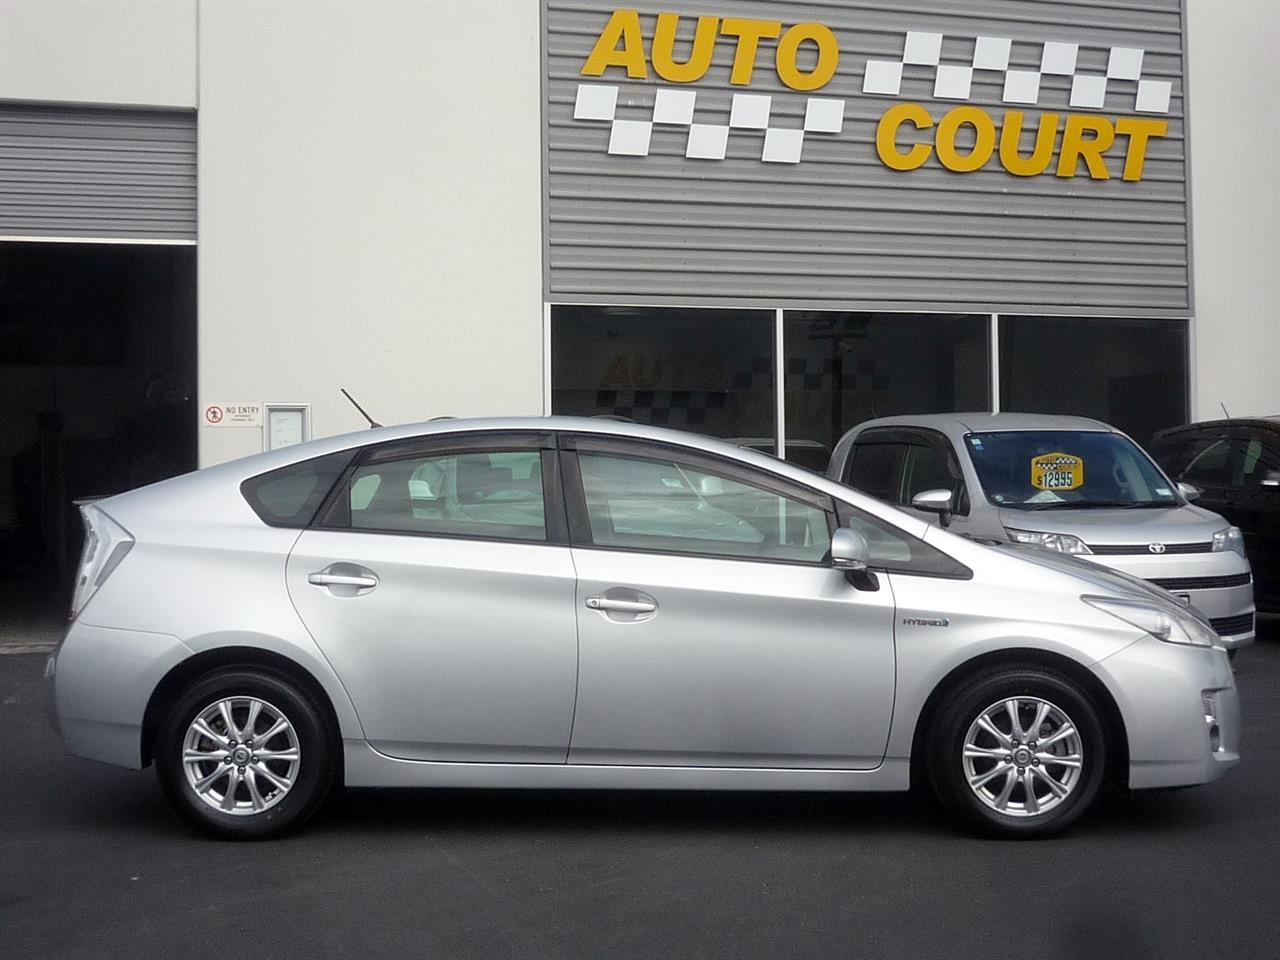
[240,451,353,528]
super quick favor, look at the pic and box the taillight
[70,504,134,620]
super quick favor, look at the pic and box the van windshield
[964,431,1180,510]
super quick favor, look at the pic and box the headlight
[1083,596,1218,647]
[1005,528,1092,554]
[1211,526,1246,557]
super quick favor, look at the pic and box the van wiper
[1025,500,1143,510]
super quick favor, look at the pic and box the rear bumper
[53,621,191,769]
[1092,636,1240,790]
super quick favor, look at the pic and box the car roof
[847,412,1116,434]
[1153,417,1280,437]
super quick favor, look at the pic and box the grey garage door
[0,102,196,242]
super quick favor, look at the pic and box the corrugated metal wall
[544,0,1189,315]
[0,103,196,242]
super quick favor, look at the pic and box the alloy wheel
[181,696,301,816]
[961,697,1083,818]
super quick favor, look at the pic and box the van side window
[846,442,902,501]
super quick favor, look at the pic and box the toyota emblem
[1148,542,1167,554]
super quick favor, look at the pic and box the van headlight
[1211,526,1246,557]
[1005,528,1092,555]
[1083,596,1217,647]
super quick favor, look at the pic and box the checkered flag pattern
[863,32,1172,114]
[573,84,846,163]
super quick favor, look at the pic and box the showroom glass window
[782,312,990,469]
[551,306,776,453]
[999,316,1188,445]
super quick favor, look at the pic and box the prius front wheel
[927,665,1107,838]
[156,668,337,839]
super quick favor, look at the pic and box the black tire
[926,664,1108,839]
[155,667,337,839]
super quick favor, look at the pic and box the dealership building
[0,0,1277,585]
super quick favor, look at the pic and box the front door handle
[309,573,378,588]
[585,595,657,613]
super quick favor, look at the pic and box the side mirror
[911,488,954,527]
[1177,481,1201,502]
[831,528,877,591]
[1261,470,1280,489]
[831,528,869,572]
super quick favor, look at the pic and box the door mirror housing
[830,528,869,572]
[831,528,878,590]
[1261,470,1280,489]
[911,488,954,527]
[1177,481,1201,502]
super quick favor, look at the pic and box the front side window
[576,452,831,563]
[328,449,546,541]
[964,430,1180,510]
[1180,438,1234,488]
[1237,435,1280,485]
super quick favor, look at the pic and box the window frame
[559,433,838,568]
[312,430,569,546]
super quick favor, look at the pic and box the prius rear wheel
[156,668,337,839]
[927,665,1107,838]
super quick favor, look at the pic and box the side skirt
[342,740,911,791]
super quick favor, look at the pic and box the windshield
[964,430,1180,510]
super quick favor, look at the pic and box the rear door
[286,431,579,763]
[562,436,897,769]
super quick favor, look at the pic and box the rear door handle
[585,595,657,613]
[309,573,378,588]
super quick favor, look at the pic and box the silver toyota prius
[50,417,1239,839]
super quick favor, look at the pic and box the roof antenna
[1220,402,1231,419]
[341,387,382,428]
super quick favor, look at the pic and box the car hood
[979,539,1212,622]
[994,503,1227,545]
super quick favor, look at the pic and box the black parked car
[1149,418,1280,613]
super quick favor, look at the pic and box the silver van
[828,413,1255,649]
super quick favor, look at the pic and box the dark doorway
[0,242,196,642]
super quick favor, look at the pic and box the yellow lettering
[999,111,1059,177]
[581,9,648,79]
[720,17,782,85]
[775,22,839,91]
[1115,117,1168,182]
[935,106,996,173]
[876,104,934,171]
[1057,114,1115,179]
[651,13,719,83]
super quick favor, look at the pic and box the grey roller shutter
[544,0,1190,316]
[0,103,196,242]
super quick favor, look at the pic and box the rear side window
[240,451,353,528]
[324,449,547,542]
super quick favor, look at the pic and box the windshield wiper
[1024,500,1163,510]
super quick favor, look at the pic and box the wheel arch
[141,645,343,769]
[908,647,1130,790]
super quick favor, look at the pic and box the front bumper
[1092,635,1240,790]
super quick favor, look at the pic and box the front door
[286,435,578,763]
[562,440,897,769]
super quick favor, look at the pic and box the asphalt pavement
[3,628,1279,960]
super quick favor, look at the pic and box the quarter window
[330,449,546,541]
[576,452,831,563]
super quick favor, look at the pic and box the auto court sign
[572,8,1170,181]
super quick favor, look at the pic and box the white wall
[1186,0,1280,420]
[196,0,544,465]
[0,0,196,107]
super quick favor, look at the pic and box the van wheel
[155,668,337,839]
[926,664,1107,838]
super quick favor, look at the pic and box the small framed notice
[265,404,310,451]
